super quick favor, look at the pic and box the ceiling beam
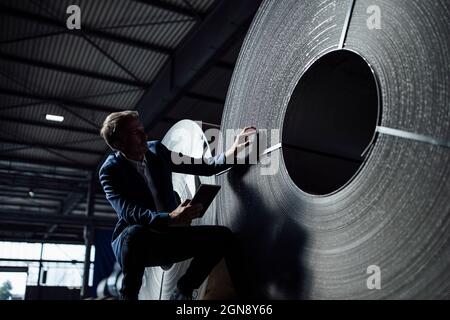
[0,184,74,195]
[0,201,59,211]
[0,160,89,179]
[0,170,105,195]
[94,0,262,173]
[0,234,84,245]
[135,0,261,131]
[60,192,85,216]
[0,189,110,210]
[0,170,87,186]
[0,87,122,114]
[0,234,84,248]
[0,155,93,170]
[0,137,104,156]
[0,115,100,136]
[0,190,62,201]
[0,53,148,88]
[0,176,88,193]
[0,210,116,228]
[0,4,173,55]
[0,170,87,184]
[134,0,204,19]
[43,224,58,240]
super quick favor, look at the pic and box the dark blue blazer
[99,140,229,262]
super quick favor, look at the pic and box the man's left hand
[225,126,257,158]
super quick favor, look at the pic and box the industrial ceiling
[0,0,261,244]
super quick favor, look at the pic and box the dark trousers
[119,224,235,300]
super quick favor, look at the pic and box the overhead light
[45,114,64,122]
[28,190,35,197]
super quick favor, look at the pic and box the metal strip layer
[217,0,450,299]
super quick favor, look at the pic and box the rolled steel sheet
[217,0,449,299]
[139,120,217,300]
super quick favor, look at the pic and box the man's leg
[170,225,233,296]
[119,225,149,300]
[119,224,234,299]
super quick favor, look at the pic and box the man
[99,110,256,300]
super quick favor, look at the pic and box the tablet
[190,184,221,217]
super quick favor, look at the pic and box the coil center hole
[282,50,379,195]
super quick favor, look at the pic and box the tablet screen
[190,184,221,217]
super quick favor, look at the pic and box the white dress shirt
[126,155,165,212]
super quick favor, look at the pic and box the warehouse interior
[0,0,449,301]
[0,0,261,300]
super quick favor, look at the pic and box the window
[0,241,95,299]
[0,267,28,300]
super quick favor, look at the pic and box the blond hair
[100,110,139,150]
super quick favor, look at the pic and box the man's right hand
[168,199,203,226]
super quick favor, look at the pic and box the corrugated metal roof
[109,13,197,49]
[0,131,102,156]
[93,37,169,82]
[0,103,110,132]
[0,0,221,171]
[0,0,252,244]
[164,0,210,11]
[0,94,37,109]
[1,34,134,80]
[76,88,145,109]
[0,10,60,40]
[0,145,100,167]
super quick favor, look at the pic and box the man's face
[116,118,148,158]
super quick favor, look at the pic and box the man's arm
[157,142,231,176]
[99,164,170,226]
[157,126,257,176]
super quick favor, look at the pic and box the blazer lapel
[144,151,167,207]
[144,151,161,190]
[116,152,152,195]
